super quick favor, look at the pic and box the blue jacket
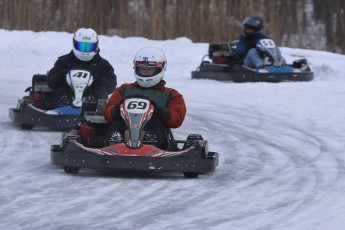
[235,33,270,59]
[47,51,117,94]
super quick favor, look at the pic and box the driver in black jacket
[47,27,117,106]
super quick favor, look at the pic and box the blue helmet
[242,16,263,36]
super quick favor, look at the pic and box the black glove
[111,105,122,120]
[256,48,266,59]
[92,75,102,87]
[152,106,170,123]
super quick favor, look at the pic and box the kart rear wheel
[183,172,199,178]
[21,124,34,130]
[63,166,80,174]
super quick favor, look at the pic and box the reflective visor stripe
[134,61,165,67]
[73,40,98,52]
[135,61,151,66]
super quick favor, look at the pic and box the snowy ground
[1,30,345,230]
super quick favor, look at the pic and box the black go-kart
[191,39,314,82]
[51,97,219,178]
[9,69,96,130]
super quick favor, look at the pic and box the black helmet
[242,16,263,35]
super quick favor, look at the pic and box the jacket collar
[134,80,166,89]
[69,50,101,62]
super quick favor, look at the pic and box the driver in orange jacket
[104,47,186,148]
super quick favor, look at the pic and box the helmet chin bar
[136,75,162,88]
[72,49,96,61]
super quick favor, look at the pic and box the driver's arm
[234,35,247,59]
[104,85,124,122]
[166,91,186,128]
[47,58,68,90]
[100,60,117,94]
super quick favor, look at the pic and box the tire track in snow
[0,120,216,229]
[1,99,344,230]
[178,100,345,230]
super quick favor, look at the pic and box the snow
[1,29,345,230]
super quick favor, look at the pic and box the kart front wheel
[63,166,80,174]
[21,124,34,130]
[183,172,199,178]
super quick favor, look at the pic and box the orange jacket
[104,81,186,128]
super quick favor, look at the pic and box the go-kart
[50,97,219,178]
[191,39,314,82]
[9,69,95,129]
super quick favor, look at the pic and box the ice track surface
[1,30,345,230]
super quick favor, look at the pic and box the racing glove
[110,105,122,121]
[152,106,170,123]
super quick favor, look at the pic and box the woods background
[0,0,344,53]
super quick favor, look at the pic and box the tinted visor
[73,39,98,52]
[134,61,164,77]
[135,66,162,77]
[244,25,256,32]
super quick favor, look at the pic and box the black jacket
[235,33,270,59]
[47,51,117,94]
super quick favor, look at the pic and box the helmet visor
[135,66,162,77]
[134,61,164,77]
[73,40,98,52]
[244,25,256,33]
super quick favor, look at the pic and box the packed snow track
[1,30,345,230]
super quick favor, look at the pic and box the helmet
[133,47,167,88]
[72,28,99,61]
[242,16,263,36]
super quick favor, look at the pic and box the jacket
[47,51,117,94]
[235,33,270,59]
[104,80,186,128]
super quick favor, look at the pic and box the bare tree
[0,0,343,52]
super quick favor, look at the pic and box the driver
[235,16,283,69]
[103,47,186,149]
[47,27,117,106]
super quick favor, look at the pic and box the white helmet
[72,28,99,61]
[133,47,167,88]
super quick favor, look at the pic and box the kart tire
[63,166,80,174]
[21,124,34,130]
[183,172,199,178]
